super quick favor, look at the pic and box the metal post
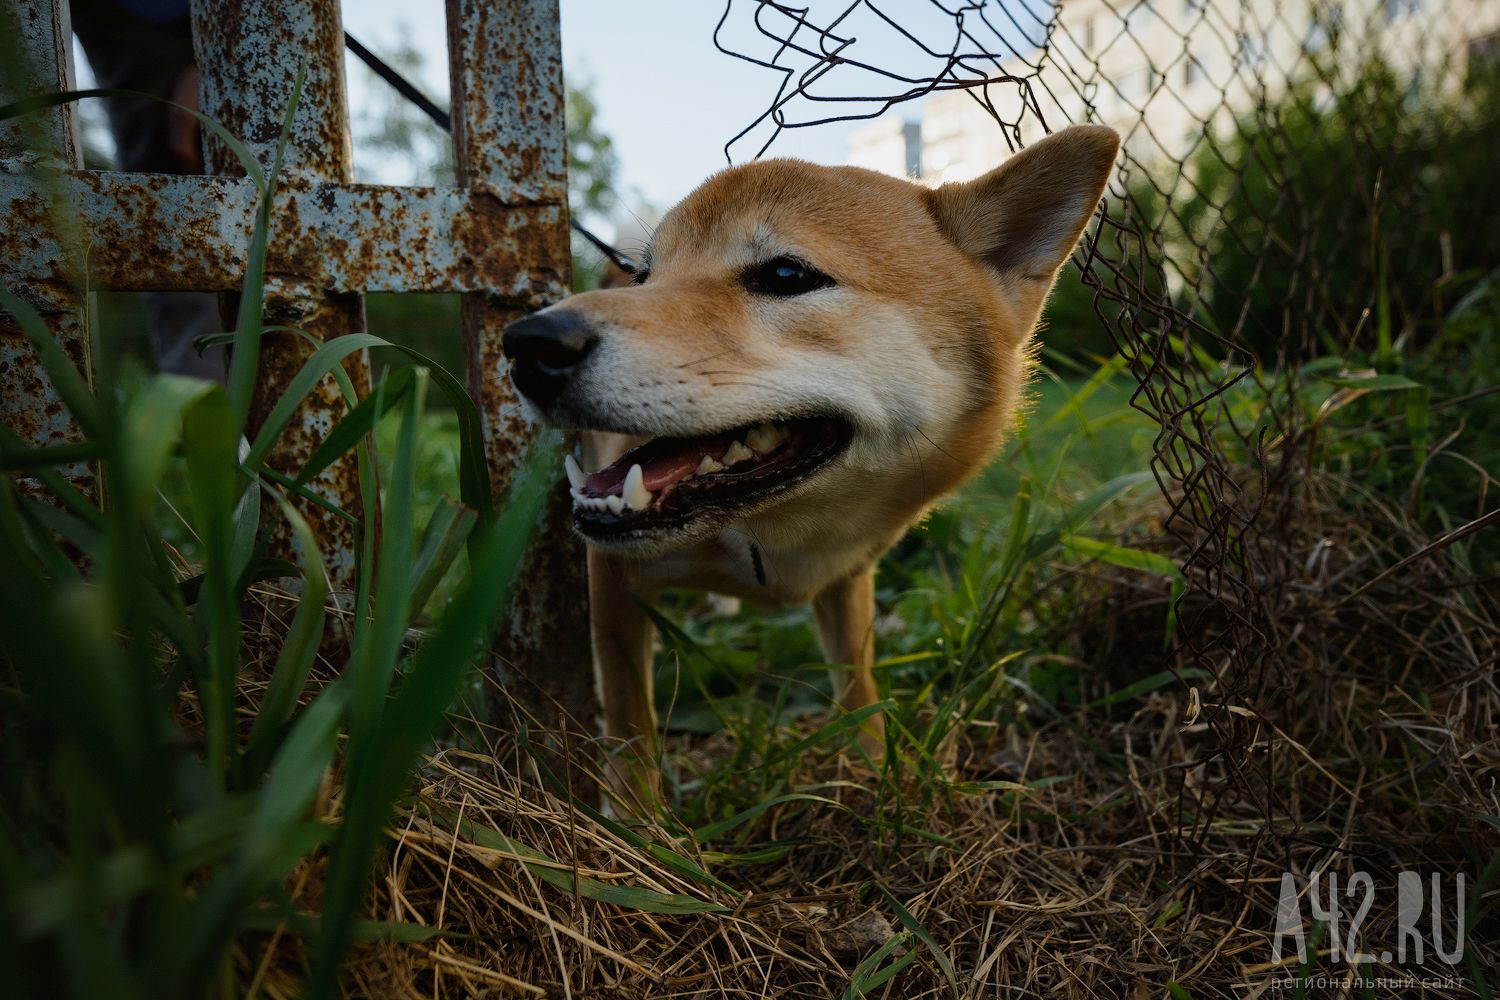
[0,0,91,500]
[188,0,370,587]
[446,0,600,754]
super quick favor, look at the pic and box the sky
[340,1,1043,234]
[73,2,1045,242]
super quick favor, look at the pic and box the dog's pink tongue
[584,442,708,496]
[639,450,702,491]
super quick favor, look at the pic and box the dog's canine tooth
[605,494,625,515]
[570,487,584,505]
[723,440,754,465]
[695,454,725,476]
[564,454,586,490]
[623,463,651,510]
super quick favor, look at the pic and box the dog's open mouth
[565,415,854,540]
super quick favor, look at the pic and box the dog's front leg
[587,547,661,810]
[812,566,884,753]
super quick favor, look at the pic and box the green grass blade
[0,87,266,191]
[242,333,388,471]
[380,344,494,517]
[1061,534,1185,647]
[0,285,103,440]
[240,910,461,943]
[249,335,491,516]
[308,430,562,999]
[1406,382,1431,474]
[227,326,490,514]
[694,792,849,842]
[757,701,893,770]
[408,498,477,620]
[11,797,257,938]
[840,931,916,1000]
[246,685,347,849]
[872,882,959,997]
[435,808,729,915]
[244,490,332,779]
[1041,352,1130,430]
[229,472,263,584]
[178,384,243,784]
[1084,667,1209,710]
[0,438,101,469]
[13,495,89,582]
[517,731,741,895]
[117,375,220,514]
[168,692,343,995]
[169,684,344,994]
[1317,372,1422,391]
[0,425,101,525]
[292,365,414,488]
[227,63,306,434]
[351,368,427,742]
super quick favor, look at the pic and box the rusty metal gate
[0,0,595,736]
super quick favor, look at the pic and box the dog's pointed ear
[923,125,1119,284]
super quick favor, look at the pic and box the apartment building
[848,0,1500,183]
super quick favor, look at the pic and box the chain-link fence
[711,0,1498,953]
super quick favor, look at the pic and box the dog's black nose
[502,310,597,406]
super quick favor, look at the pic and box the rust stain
[448,0,593,730]
[6,0,588,693]
[188,0,368,591]
[2,0,90,503]
[0,172,565,299]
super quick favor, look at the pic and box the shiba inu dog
[502,124,1120,801]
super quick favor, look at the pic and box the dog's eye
[743,257,834,297]
[630,267,650,286]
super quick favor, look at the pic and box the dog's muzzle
[501,309,597,408]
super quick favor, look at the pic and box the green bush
[1170,56,1500,365]
[1041,57,1500,368]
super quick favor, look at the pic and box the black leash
[344,30,638,274]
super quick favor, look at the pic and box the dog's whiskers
[902,428,927,494]
[913,425,962,465]
[677,348,742,369]
[708,379,777,392]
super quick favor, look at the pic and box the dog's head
[504,125,1119,558]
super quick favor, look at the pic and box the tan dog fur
[509,125,1119,806]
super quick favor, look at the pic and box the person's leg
[142,291,225,381]
[74,1,224,380]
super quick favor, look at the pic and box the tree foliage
[1041,55,1500,366]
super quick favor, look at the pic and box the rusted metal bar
[0,0,92,499]
[0,170,563,296]
[447,0,599,755]
[189,0,369,588]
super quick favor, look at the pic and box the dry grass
[233,466,1498,1000]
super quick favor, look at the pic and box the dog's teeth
[695,454,725,476]
[605,494,624,515]
[622,463,651,510]
[564,453,586,490]
[723,440,753,465]
[570,487,584,504]
[745,422,783,453]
